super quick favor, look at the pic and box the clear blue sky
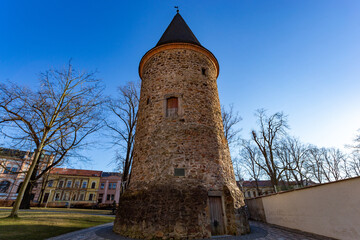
[1,0,360,171]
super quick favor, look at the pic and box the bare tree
[232,157,245,182]
[0,62,104,217]
[106,81,139,196]
[239,140,263,195]
[276,137,309,187]
[222,104,242,147]
[251,109,289,191]
[306,146,325,183]
[322,148,346,181]
[349,152,360,176]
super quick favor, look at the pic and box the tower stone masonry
[113,13,250,239]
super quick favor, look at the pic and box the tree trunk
[19,161,39,209]
[19,182,34,209]
[9,149,41,218]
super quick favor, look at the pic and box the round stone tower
[114,13,250,239]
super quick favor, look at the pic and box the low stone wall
[246,176,360,240]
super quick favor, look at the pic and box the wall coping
[248,176,360,200]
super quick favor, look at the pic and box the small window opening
[166,97,178,117]
[201,67,207,76]
[174,168,185,177]
[147,97,150,105]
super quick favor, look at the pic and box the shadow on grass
[0,224,83,240]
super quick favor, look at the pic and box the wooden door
[209,196,225,235]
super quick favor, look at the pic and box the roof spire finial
[174,6,179,13]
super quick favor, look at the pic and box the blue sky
[1,1,360,171]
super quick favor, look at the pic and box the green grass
[0,207,113,215]
[0,209,115,240]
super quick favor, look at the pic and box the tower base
[113,181,250,239]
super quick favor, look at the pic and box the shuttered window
[166,97,178,117]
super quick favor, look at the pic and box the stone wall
[114,44,249,238]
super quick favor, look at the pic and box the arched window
[91,182,96,189]
[0,181,11,193]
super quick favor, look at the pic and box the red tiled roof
[51,168,102,177]
[239,180,301,188]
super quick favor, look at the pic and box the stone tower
[114,13,250,239]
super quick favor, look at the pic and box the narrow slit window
[166,97,178,117]
[174,168,185,177]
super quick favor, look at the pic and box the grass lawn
[0,208,115,240]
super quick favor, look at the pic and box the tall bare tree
[322,148,345,181]
[239,140,263,195]
[349,152,360,176]
[106,81,139,196]
[276,137,309,187]
[306,146,325,183]
[0,62,104,217]
[251,109,288,191]
[222,104,242,147]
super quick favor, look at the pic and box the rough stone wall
[114,47,249,238]
[114,181,210,239]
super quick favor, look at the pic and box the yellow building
[40,168,102,207]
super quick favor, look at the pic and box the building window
[91,182,96,189]
[3,166,11,174]
[79,194,84,201]
[72,194,77,201]
[63,193,69,201]
[54,193,60,201]
[48,180,53,187]
[111,194,115,201]
[112,183,116,189]
[74,180,80,188]
[99,193,103,199]
[166,97,178,117]
[11,167,18,174]
[100,183,104,189]
[201,67,207,76]
[0,181,10,193]
[89,194,94,201]
[174,168,185,177]
[66,180,72,188]
[58,180,64,188]
[107,194,110,201]
[82,181,87,189]
[247,191,251,198]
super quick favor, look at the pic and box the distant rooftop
[238,180,316,188]
[51,168,102,177]
[101,172,122,177]
[0,147,30,159]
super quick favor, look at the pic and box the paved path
[47,221,330,240]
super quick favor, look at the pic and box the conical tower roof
[156,13,201,47]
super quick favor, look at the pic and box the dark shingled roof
[156,13,201,47]
[101,172,122,177]
[0,147,30,159]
